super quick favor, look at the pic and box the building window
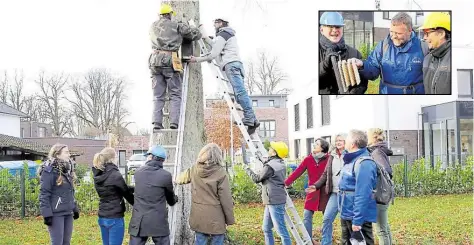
[306,137,314,155]
[294,104,300,131]
[259,120,276,138]
[269,100,275,107]
[294,139,301,159]
[458,69,473,98]
[321,136,332,145]
[21,128,25,138]
[38,127,46,137]
[321,96,331,126]
[252,100,258,107]
[132,150,146,155]
[306,97,313,129]
[383,12,390,20]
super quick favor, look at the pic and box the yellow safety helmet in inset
[270,141,289,159]
[160,4,176,16]
[418,12,451,31]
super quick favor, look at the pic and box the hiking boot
[246,120,260,135]
[153,123,164,132]
[170,123,178,129]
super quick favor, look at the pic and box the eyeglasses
[423,29,436,36]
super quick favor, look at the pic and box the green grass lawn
[365,78,380,94]
[0,194,472,245]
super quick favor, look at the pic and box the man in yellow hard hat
[244,141,292,245]
[149,4,202,131]
[419,12,451,94]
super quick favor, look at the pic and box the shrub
[358,42,378,60]
[392,156,473,197]
[74,164,89,183]
[230,164,261,204]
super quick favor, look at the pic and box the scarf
[431,39,451,58]
[319,34,347,52]
[312,152,326,163]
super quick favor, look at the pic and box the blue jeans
[322,193,339,245]
[98,217,125,245]
[195,232,225,245]
[262,204,292,245]
[224,61,256,123]
[303,209,314,239]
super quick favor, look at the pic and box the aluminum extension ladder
[147,62,190,245]
[194,23,313,245]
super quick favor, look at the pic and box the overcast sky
[0,0,472,132]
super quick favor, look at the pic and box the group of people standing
[38,142,237,245]
[37,129,393,245]
[319,11,451,94]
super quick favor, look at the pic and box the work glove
[43,216,53,226]
[73,211,80,220]
[322,50,340,70]
[128,185,135,193]
[174,194,179,204]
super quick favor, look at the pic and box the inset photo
[318,11,452,95]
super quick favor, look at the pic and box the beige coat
[176,163,235,235]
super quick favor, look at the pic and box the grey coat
[245,156,287,205]
[422,40,451,94]
[194,27,242,70]
[39,160,79,218]
[128,159,178,237]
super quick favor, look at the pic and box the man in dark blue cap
[128,145,178,245]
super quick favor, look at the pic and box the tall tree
[152,1,205,244]
[35,71,72,137]
[68,68,130,137]
[246,50,288,95]
[0,71,9,104]
[205,101,242,151]
[8,69,25,111]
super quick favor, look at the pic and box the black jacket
[422,40,451,94]
[92,163,134,218]
[319,45,369,94]
[39,159,79,218]
[128,159,178,237]
[368,142,394,178]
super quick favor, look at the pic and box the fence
[1,155,472,218]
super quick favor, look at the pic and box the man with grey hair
[351,12,429,94]
[338,129,378,245]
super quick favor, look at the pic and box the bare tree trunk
[151,1,204,244]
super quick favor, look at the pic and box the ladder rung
[155,129,178,133]
[163,162,175,166]
[161,145,177,149]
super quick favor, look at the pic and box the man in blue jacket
[338,129,377,245]
[352,12,429,94]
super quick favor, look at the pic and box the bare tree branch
[35,71,72,137]
[68,68,129,138]
[9,69,25,111]
[247,50,287,95]
[0,71,9,104]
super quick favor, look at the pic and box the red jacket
[285,153,330,212]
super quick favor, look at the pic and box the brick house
[205,94,289,145]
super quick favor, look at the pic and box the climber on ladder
[189,17,260,135]
[149,3,202,131]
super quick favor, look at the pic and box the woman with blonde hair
[38,143,80,245]
[367,128,393,245]
[175,143,235,245]
[92,147,134,245]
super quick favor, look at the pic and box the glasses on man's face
[423,29,436,37]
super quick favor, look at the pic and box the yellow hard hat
[160,4,176,16]
[270,141,289,159]
[418,12,451,31]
